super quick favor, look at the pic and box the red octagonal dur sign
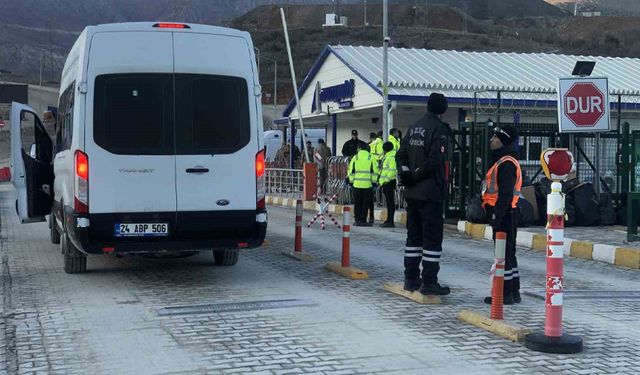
[558,77,610,133]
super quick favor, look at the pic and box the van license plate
[115,223,169,237]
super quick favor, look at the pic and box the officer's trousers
[382,180,396,223]
[404,199,444,285]
[353,188,372,223]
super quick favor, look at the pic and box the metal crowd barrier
[324,155,407,208]
[265,168,304,199]
[326,156,353,204]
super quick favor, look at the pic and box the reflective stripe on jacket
[348,150,380,189]
[379,151,397,185]
[481,155,523,208]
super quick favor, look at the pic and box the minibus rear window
[94,74,174,155]
[174,74,250,155]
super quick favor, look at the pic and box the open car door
[10,102,54,223]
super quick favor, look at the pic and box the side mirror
[29,143,37,159]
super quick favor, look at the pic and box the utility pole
[274,59,278,121]
[425,0,428,30]
[463,1,468,34]
[47,24,54,82]
[364,0,367,26]
[382,0,389,141]
[39,40,44,86]
[254,47,260,77]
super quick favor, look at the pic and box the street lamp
[254,47,260,76]
[260,54,279,123]
[382,0,389,141]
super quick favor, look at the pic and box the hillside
[433,0,566,19]
[546,0,640,15]
[0,0,631,104]
[0,0,564,86]
[0,0,343,31]
[239,5,640,105]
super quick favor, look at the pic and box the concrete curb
[457,220,640,270]
[457,309,531,343]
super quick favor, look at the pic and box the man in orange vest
[482,125,523,305]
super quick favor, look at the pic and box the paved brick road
[1,185,639,374]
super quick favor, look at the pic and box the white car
[10,22,267,273]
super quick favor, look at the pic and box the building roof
[282,45,640,118]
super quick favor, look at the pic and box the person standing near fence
[389,128,401,151]
[482,125,523,305]
[315,139,332,194]
[369,132,382,161]
[342,129,368,157]
[396,93,451,295]
[379,141,397,228]
[347,143,379,227]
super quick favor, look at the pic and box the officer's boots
[512,274,521,303]
[419,262,451,296]
[404,253,422,291]
[403,277,421,292]
[419,283,451,296]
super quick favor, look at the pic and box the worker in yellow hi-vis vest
[347,143,380,226]
[378,141,397,228]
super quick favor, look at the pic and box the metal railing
[265,168,304,198]
[325,155,407,208]
[265,157,408,212]
[326,156,352,204]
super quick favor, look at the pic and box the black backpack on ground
[516,198,534,227]
[466,195,488,224]
[599,193,617,226]
[569,182,599,226]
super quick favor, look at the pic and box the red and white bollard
[490,232,507,320]
[324,205,368,279]
[525,181,583,353]
[294,199,303,253]
[545,183,565,337]
[283,199,314,261]
[341,206,351,267]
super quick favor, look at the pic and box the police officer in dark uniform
[482,125,523,305]
[396,93,451,295]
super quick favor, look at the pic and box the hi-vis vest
[389,134,400,152]
[370,138,383,160]
[481,155,523,208]
[379,150,397,185]
[348,150,380,189]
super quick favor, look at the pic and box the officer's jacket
[482,155,522,209]
[379,150,397,185]
[389,134,401,152]
[369,138,383,161]
[348,150,380,189]
[396,113,449,202]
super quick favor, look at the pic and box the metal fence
[325,156,408,209]
[266,155,409,211]
[446,120,639,220]
[265,168,304,198]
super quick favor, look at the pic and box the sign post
[558,76,610,198]
[558,77,610,133]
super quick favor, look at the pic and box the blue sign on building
[311,79,355,113]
